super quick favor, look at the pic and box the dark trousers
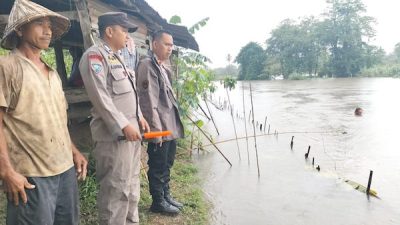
[6,166,79,225]
[147,140,177,202]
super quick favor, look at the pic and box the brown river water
[193,78,400,225]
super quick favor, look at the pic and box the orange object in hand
[143,130,172,139]
[118,130,172,141]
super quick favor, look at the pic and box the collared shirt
[121,37,138,71]
[79,41,142,141]
[121,47,138,71]
[0,50,73,177]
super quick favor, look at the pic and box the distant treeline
[235,0,400,80]
[213,64,239,80]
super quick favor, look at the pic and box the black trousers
[147,140,176,202]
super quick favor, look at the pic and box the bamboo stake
[263,116,267,133]
[204,97,220,135]
[187,115,232,167]
[197,103,211,120]
[242,83,250,165]
[249,83,260,177]
[226,88,241,160]
[248,109,252,122]
[190,124,195,150]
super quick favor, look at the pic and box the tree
[168,16,215,115]
[235,42,266,80]
[362,45,385,69]
[394,42,400,62]
[265,18,323,78]
[319,0,376,76]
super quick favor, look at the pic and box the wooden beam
[74,0,94,49]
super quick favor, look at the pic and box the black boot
[164,185,184,209]
[150,199,180,215]
[165,193,183,209]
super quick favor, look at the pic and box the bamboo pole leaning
[187,115,232,167]
[197,103,211,120]
[203,97,220,135]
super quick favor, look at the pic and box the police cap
[98,12,138,33]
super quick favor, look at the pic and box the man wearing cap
[136,30,185,215]
[0,0,87,224]
[79,12,149,225]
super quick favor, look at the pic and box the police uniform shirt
[79,41,142,141]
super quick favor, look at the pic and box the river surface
[192,78,400,225]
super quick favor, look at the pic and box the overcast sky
[146,0,400,68]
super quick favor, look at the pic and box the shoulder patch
[89,54,103,61]
[142,80,149,90]
[91,63,103,75]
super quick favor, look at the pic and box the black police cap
[98,12,138,33]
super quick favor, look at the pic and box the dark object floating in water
[355,107,363,116]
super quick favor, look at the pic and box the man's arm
[0,109,35,206]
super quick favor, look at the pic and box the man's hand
[123,124,142,141]
[2,169,35,206]
[139,117,150,133]
[72,146,88,181]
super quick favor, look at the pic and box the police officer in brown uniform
[136,30,184,214]
[79,12,149,225]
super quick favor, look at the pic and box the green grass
[138,150,210,225]
[0,192,5,222]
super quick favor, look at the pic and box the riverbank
[0,147,210,225]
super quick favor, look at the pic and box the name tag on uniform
[111,64,123,69]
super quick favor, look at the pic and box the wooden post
[290,136,294,149]
[366,170,373,196]
[263,116,267,133]
[74,0,94,49]
[54,41,68,87]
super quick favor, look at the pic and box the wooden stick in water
[226,88,241,160]
[197,103,211,120]
[263,116,267,133]
[204,97,220,135]
[187,115,232,167]
[249,83,260,177]
[242,82,250,165]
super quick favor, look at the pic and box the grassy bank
[0,148,209,225]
